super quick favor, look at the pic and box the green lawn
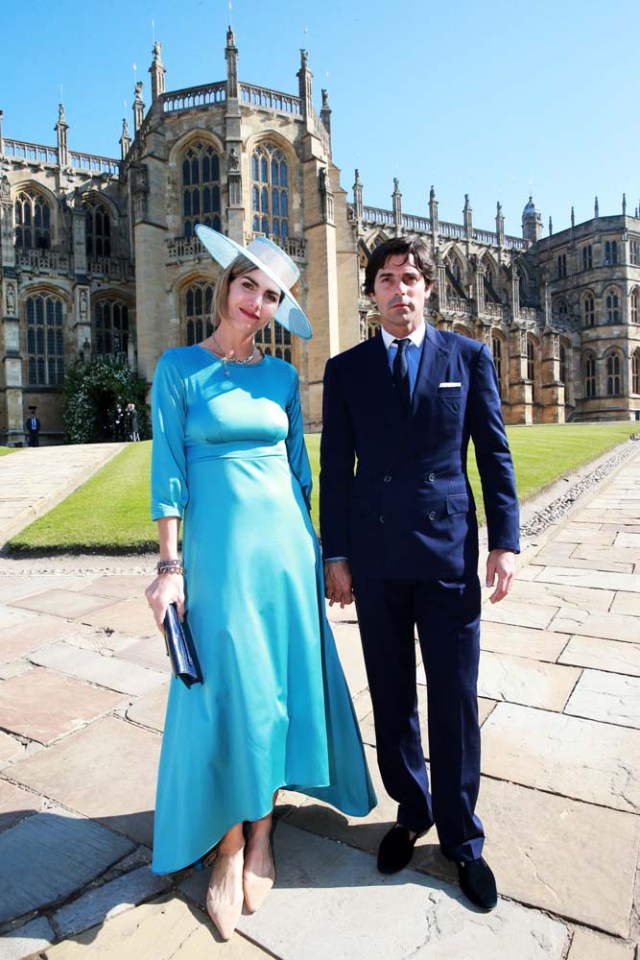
[0,447,17,457]
[8,421,638,554]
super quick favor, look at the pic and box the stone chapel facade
[0,30,638,445]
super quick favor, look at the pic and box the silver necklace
[210,330,256,377]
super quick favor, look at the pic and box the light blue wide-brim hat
[195,224,312,339]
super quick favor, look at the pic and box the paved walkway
[0,443,638,959]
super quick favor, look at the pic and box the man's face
[370,253,432,336]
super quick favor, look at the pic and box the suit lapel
[411,323,452,417]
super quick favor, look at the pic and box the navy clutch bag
[163,603,202,687]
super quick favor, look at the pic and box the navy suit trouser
[353,574,485,862]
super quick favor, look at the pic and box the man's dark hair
[364,237,436,295]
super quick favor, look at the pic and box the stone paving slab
[559,635,640,677]
[564,669,640,729]
[42,895,271,958]
[80,597,158,637]
[549,608,640,643]
[532,541,634,574]
[616,531,640,549]
[52,865,171,940]
[84,574,150,600]
[0,916,55,960]
[0,805,134,924]
[125,682,169,732]
[0,730,26,766]
[7,588,117,620]
[29,640,166,696]
[507,578,615,611]
[118,636,172,674]
[555,526,617,545]
[0,668,126,745]
[331,621,370,702]
[180,822,570,960]
[0,614,83,663]
[477,651,580,710]
[567,926,636,960]
[0,781,40,833]
[9,716,161,848]
[481,702,640,812]
[610,591,640,616]
[479,598,559,629]
[478,777,640,937]
[480,621,569,662]
[531,566,640,593]
[0,577,90,602]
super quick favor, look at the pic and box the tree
[62,357,149,444]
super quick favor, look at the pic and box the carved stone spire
[55,102,69,167]
[149,41,166,101]
[225,26,239,99]
[496,201,505,246]
[320,88,331,136]
[120,118,131,159]
[353,169,363,221]
[297,48,312,121]
[463,194,472,236]
[133,81,145,132]
[392,178,402,228]
[594,195,599,218]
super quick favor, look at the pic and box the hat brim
[195,225,312,339]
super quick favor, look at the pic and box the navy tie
[392,338,411,414]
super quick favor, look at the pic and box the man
[126,402,140,442]
[25,406,41,447]
[320,237,519,911]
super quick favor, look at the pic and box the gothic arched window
[251,142,289,240]
[585,352,596,398]
[606,352,622,396]
[559,343,567,383]
[26,293,64,385]
[491,336,504,398]
[95,300,129,358]
[255,321,291,362]
[630,288,639,324]
[85,200,112,258]
[15,189,52,251]
[184,281,215,345]
[632,349,640,394]
[583,293,595,327]
[606,289,620,324]
[182,142,221,240]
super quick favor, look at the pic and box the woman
[146,226,376,940]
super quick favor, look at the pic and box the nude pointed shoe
[243,846,276,914]
[205,848,245,940]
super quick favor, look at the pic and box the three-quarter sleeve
[150,352,189,521]
[285,370,312,510]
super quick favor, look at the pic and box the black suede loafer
[377,823,428,874]
[446,855,498,911]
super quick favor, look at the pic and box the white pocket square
[438,382,462,388]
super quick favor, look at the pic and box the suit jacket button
[379,515,385,524]
[428,473,436,482]
[383,475,392,483]
[428,510,436,520]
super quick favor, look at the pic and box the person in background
[126,402,140,441]
[25,406,41,447]
[145,226,375,941]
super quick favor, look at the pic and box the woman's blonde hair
[211,254,285,327]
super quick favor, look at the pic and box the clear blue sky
[2,0,639,237]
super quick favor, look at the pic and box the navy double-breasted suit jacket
[319,323,520,581]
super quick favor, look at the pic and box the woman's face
[222,268,282,335]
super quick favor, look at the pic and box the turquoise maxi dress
[150,345,376,874]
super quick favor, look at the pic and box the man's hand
[324,559,355,607]
[485,549,516,604]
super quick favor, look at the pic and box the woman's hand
[145,573,185,633]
